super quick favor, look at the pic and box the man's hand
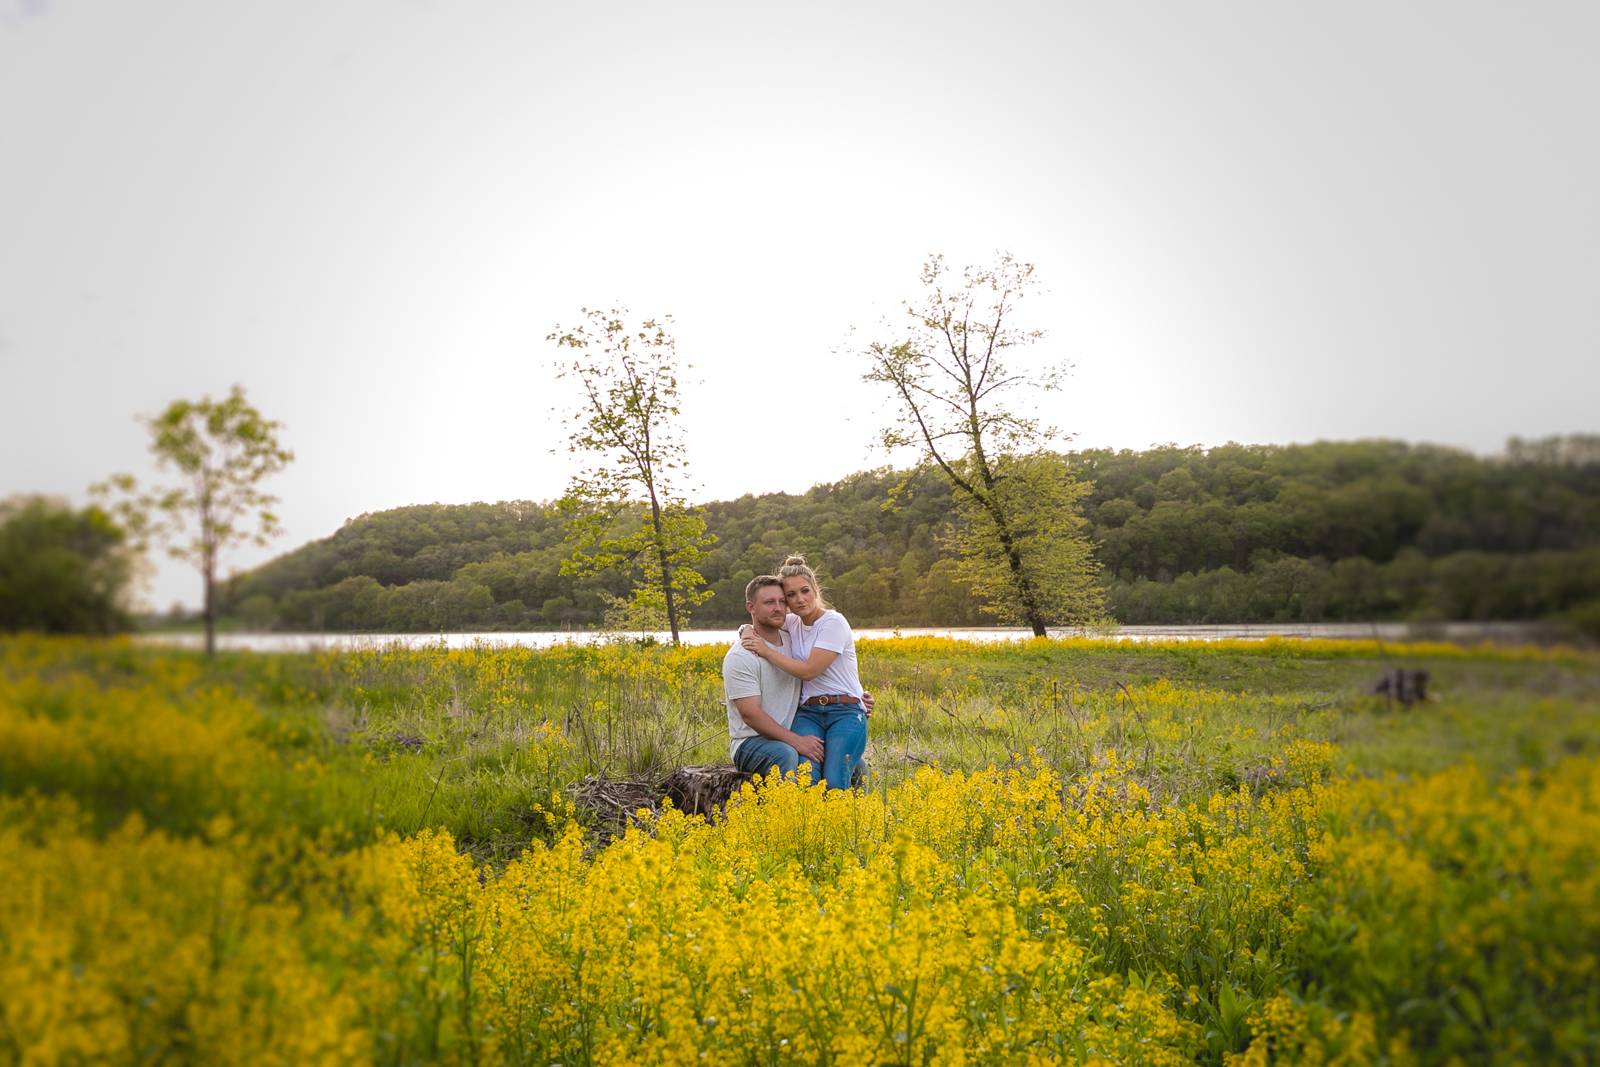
[790,733,825,764]
[862,689,875,716]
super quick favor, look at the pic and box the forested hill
[222,438,1600,631]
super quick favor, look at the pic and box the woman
[740,555,867,790]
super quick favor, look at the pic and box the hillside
[222,438,1600,631]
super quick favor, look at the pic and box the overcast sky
[3,0,1596,609]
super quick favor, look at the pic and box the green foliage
[1080,437,1600,574]
[1110,546,1600,625]
[548,308,715,640]
[0,498,135,634]
[946,452,1103,625]
[557,502,715,634]
[1560,599,1600,642]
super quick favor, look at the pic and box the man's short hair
[744,575,783,602]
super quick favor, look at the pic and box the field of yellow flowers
[2,635,1597,1064]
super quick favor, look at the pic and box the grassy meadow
[2,634,1598,1064]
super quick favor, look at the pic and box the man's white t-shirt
[722,629,803,760]
[782,610,864,702]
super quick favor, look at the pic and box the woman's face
[782,576,817,618]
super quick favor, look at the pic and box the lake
[136,620,1560,653]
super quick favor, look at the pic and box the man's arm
[733,696,824,763]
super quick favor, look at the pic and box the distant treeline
[218,438,1600,633]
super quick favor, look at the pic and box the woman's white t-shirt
[782,609,863,702]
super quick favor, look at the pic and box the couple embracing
[721,555,870,790]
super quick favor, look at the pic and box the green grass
[4,634,1597,864]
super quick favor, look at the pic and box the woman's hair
[777,554,831,611]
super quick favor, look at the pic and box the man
[724,574,822,779]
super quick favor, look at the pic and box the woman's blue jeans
[791,702,868,790]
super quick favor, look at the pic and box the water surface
[137,621,1557,653]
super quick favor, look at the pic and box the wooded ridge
[220,438,1600,631]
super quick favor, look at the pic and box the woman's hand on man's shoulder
[738,624,768,657]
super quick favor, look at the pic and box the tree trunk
[1003,536,1048,637]
[648,490,680,644]
[203,555,216,657]
[976,489,1049,637]
[966,412,1048,638]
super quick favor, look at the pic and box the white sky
[2,0,1596,609]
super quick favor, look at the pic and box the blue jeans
[792,702,868,790]
[733,736,800,778]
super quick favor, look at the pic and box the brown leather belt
[802,694,859,707]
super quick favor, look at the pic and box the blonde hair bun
[776,554,831,610]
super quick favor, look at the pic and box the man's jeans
[792,702,868,790]
[733,736,800,778]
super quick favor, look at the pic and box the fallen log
[570,772,661,841]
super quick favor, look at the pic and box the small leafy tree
[548,308,714,642]
[863,253,1104,635]
[99,386,293,655]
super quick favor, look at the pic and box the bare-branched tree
[549,307,714,643]
[863,253,1103,636]
[97,385,293,655]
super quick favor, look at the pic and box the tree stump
[572,760,875,839]
[661,765,754,818]
[1369,668,1430,707]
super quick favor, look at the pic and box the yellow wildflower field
[1,636,1597,1064]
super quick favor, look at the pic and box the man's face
[747,584,787,627]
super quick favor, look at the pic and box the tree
[99,386,293,655]
[548,308,714,642]
[862,253,1103,635]
[0,496,137,633]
